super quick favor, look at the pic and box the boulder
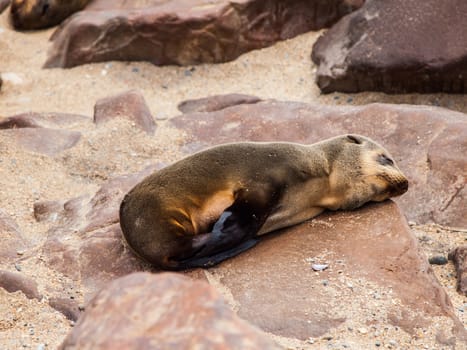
[59,272,280,350]
[44,0,363,68]
[312,0,467,93]
[171,99,467,227]
[449,246,467,296]
[93,90,156,135]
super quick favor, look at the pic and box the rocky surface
[172,100,467,227]
[44,0,363,68]
[449,246,467,296]
[312,0,467,93]
[59,272,281,350]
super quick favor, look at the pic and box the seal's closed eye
[346,135,362,144]
[377,154,394,166]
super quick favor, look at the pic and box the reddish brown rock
[2,127,81,156]
[449,246,467,296]
[0,270,42,300]
[312,0,467,93]
[49,297,83,321]
[171,100,467,227]
[206,201,465,343]
[93,90,156,135]
[0,112,90,129]
[178,93,261,113]
[0,209,29,264]
[59,272,280,350]
[44,0,363,68]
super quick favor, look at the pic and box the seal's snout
[390,176,409,197]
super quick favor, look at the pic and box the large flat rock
[312,0,467,93]
[204,201,465,345]
[171,99,467,227]
[44,0,362,68]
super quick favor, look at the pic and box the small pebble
[322,279,329,286]
[375,341,381,347]
[37,344,46,350]
[312,263,329,271]
[358,327,368,334]
[132,67,139,73]
[347,97,353,103]
[428,255,448,265]
[323,336,333,341]
[307,337,314,344]
[15,263,22,272]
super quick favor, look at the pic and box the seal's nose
[392,177,409,196]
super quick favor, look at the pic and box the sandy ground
[0,8,466,350]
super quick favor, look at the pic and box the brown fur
[119,134,408,270]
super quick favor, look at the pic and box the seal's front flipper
[173,185,283,269]
[175,237,259,269]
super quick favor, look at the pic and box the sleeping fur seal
[119,134,408,270]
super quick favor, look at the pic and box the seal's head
[321,134,408,210]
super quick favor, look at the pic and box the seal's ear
[346,135,362,144]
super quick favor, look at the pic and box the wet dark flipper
[173,184,284,269]
[175,238,259,269]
